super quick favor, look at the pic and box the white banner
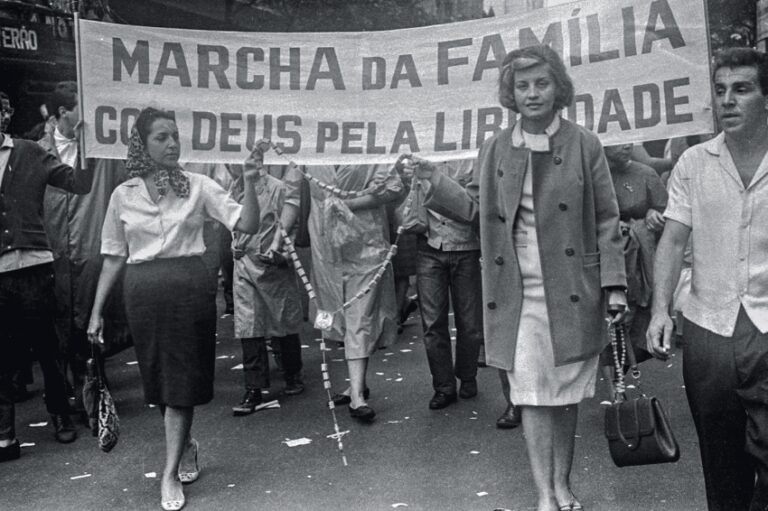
[78,0,712,165]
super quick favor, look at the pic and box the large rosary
[263,141,417,465]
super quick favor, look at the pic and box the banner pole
[74,12,87,169]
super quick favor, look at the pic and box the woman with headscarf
[87,107,261,511]
[405,45,627,511]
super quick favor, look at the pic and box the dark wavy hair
[134,107,176,145]
[713,47,768,96]
[49,81,78,119]
[498,45,574,113]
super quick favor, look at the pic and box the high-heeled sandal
[178,439,199,484]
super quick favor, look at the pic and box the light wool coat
[425,119,626,369]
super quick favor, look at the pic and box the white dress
[506,117,599,406]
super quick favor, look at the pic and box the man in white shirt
[648,48,768,511]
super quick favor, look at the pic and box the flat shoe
[348,404,375,422]
[496,404,521,429]
[178,439,199,484]
[161,479,185,510]
[331,388,369,406]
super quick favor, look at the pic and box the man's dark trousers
[683,307,768,511]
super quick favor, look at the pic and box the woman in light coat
[406,45,627,511]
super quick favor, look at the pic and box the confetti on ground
[392,504,408,508]
[144,472,157,478]
[395,378,403,382]
[283,437,312,447]
[469,417,478,420]
[70,474,92,480]
[408,342,414,345]
[382,359,388,362]
[301,345,310,349]
[231,363,244,370]
[386,378,392,381]
[384,352,394,356]
[220,314,231,319]
[470,450,480,454]
[149,404,156,408]
[400,349,412,353]
[29,422,47,427]
[254,400,280,412]
[476,491,488,497]
[667,364,674,368]
[20,442,35,448]
[376,372,385,376]
[472,411,478,415]
[126,361,138,365]
[627,384,636,389]
[227,484,235,488]
[681,385,686,389]
[600,401,612,405]
[123,489,128,492]
[574,435,582,438]
[265,490,272,494]
[332,358,344,362]
[216,355,229,359]
[387,420,403,424]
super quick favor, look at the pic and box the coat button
[558,203,567,211]
[494,256,504,265]
[565,248,575,256]
[497,169,504,177]
[570,295,580,302]
[498,215,506,223]
[487,302,497,310]
[554,156,563,165]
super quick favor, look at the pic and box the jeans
[416,242,483,394]
[683,308,768,511]
[0,263,71,440]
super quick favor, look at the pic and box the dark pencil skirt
[124,257,217,407]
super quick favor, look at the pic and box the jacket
[0,137,93,256]
[424,119,626,368]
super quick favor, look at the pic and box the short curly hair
[498,45,574,113]
[713,47,768,96]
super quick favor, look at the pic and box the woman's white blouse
[101,172,242,264]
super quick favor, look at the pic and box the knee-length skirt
[124,257,217,407]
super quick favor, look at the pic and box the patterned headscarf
[125,126,190,198]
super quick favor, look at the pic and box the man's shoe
[459,379,478,399]
[0,440,20,462]
[496,404,521,429]
[331,388,369,406]
[283,377,305,396]
[349,404,375,422]
[429,391,457,410]
[232,390,262,416]
[51,414,77,443]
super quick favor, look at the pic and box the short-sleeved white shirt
[101,172,242,264]
[664,132,768,336]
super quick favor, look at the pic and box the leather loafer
[51,414,77,443]
[429,391,457,410]
[332,388,369,406]
[0,440,20,462]
[496,404,521,429]
[459,379,478,399]
[349,404,375,422]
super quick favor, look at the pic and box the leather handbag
[604,319,679,467]
[83,348,120,453]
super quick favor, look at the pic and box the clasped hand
[243,139,272,182]
[395,154,436,181]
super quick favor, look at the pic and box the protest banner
[77,0,712,164]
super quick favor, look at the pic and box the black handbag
[604,320,679,467]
